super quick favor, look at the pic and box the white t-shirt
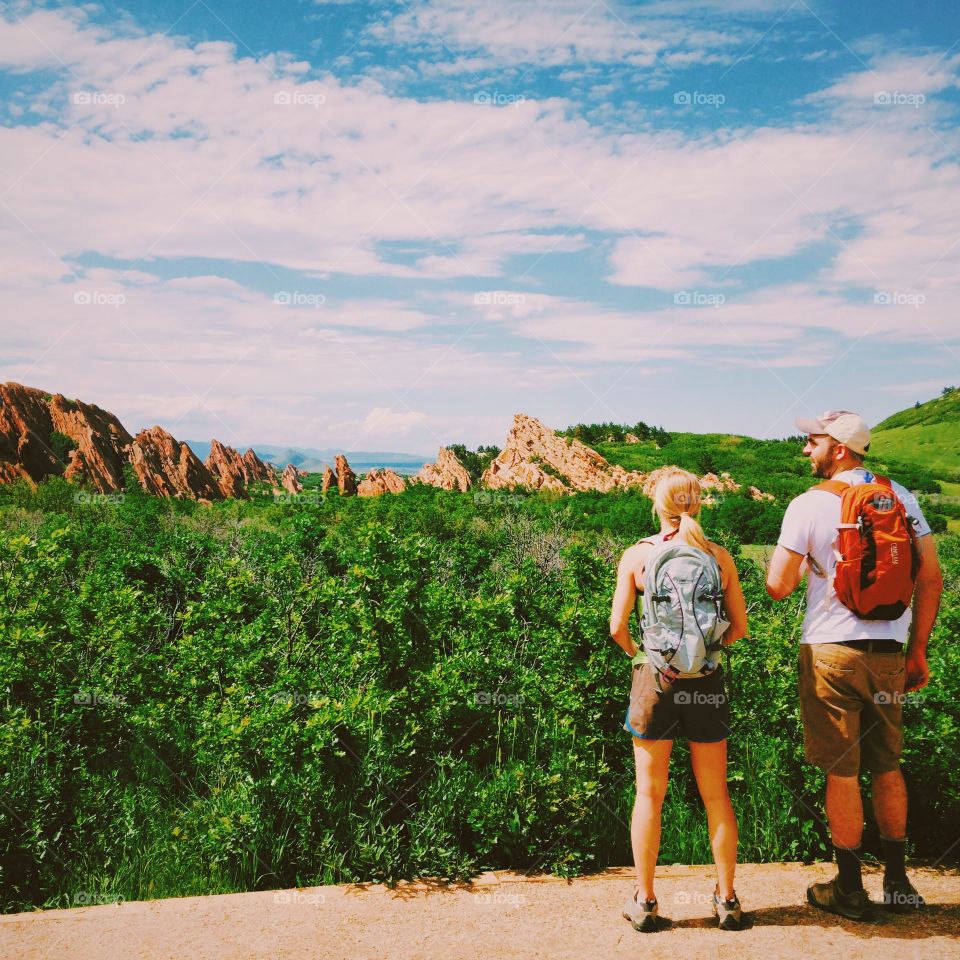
[777,467,931,644]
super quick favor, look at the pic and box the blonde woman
[609,468,749,932]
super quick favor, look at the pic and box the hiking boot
[712,889,745,930]
[622,890,659,932]
[806,875,874,921]
[883,878,925,914]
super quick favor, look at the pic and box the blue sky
[1,0,959,454]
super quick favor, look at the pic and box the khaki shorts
[798,643,906,777]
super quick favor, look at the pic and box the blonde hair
[651,468,711,553]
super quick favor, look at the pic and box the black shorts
[624,662,731,743]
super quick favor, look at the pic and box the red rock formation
[128,427,223,501]
[482,414,646,493]
[205,440,249,498]
[0,382,132,491]
[624,433,641,444]
[335,454,357,496]
[358,468,407,497]
[321,465,336,493]
[281,463,304,494]
[416,447,472,492]
[242,448,274,484]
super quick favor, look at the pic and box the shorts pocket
[815,658,854,674]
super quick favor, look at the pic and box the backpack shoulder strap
[812,479,849,497]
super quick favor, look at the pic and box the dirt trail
[2,862,958,960]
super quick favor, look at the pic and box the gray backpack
[636,537,730,687]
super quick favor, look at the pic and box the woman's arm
[717,548,748,646]
[609,547,642,658]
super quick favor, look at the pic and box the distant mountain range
[186,441,430,475]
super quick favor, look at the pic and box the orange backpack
[815,475,920,620]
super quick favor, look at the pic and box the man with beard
[766,410,943,920]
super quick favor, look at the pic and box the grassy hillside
[872,387,960,478]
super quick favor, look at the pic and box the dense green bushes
[1,480,957,911]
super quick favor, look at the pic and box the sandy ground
[2,862,958,960]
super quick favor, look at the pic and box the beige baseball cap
[795,409,871,456]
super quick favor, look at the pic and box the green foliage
[48,432,77,463]
[872,388,960,477]
[558,420,670,447]
[0,481,957,911]
[446,444,500,484]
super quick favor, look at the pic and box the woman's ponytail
[652,468,712,552]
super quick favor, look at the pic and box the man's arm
[610,548,641,658]
[766,545,806,600]
[905,534,944,692]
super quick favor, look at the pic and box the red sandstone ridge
[0,382,132,492]
[481,414,646,493]
[128,427,223,501]
[415,447,471,492]
[321,465,336,493]
[205,440,275,498]
[358,468,406,497]
[281,464,304,495]
[335,454,357,496]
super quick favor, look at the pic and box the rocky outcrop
[335,454,357,496]
[242,448,274,485]
[205,440,249,498]
[749,485,776,502]
[416,447,472,492]
[358,468,407,497]
[128,427,223,501]
[624,433,641,444]
[281,464,304,495]
[321,465,336,493]
[0,382,131,492]
[205,441,275,498]
[481,414,647,493]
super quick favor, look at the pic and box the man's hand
[905,650,930,692]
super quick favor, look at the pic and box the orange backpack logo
[816,475,920,620]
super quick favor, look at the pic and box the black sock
[881,836,907,884]
[834,845,863,894]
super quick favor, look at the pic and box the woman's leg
[689,739,738,901]
[631,737,673,901]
